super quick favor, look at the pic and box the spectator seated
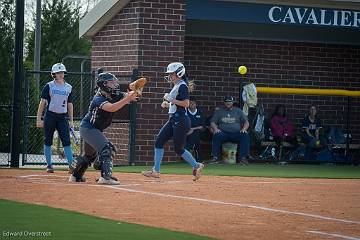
[259,104,297,163]
[209,96,251,165]
[185,97,206,161]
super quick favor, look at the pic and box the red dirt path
[0,169,359,240]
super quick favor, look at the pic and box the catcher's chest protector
[92,108,114,131]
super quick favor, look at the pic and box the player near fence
[69,71,141,185]
[36,63,74,173]
[142,62,204,181]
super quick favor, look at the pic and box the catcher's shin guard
[94,142,116,170]
[99,143,116,180]
[72,155,93,181]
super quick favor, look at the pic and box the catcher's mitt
[129,77,148,96]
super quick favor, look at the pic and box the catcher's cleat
[95,176,118,182]
[110,175,118,181]
[68,175,86,183]
[141,169,160,178]
[97,176,119,185]
[46,166,54,173]
[192,163,204,181]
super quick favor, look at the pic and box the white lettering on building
[354,11,360,27]
[268,6,360,28]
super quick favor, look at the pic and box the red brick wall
[91,0,186,165]
[136,0,186,165]
[91,1,141,164]
[184,37,360,147]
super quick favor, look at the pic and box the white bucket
[222,142,237,164]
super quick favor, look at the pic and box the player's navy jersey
[41,80,73,114]
[187,108,204,128]
[81,92,124,131]
[302,116,322,135]
[168,80,189,115]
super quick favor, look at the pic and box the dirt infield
[0,169,359,240]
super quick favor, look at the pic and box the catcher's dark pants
[44,111,70,147]
[155,112,190,155]
[79,127,108,158]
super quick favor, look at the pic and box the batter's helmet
[166,62,185,78]
[51,63,67,74]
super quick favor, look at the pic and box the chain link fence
[23,70,94,165]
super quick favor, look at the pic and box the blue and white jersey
[168,80,189,114]
[41,80,73,114]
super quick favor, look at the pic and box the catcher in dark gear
[70,71,138,185]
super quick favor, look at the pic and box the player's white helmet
[166,62,185,78]
[51,63,67,74]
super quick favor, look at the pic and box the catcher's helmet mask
[164,62,185,83]
[97,72,120,96]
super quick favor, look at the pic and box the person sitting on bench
[209,96,250,165]
[185,96,206,161]
[270,104,296,158]
[302,105,326,161]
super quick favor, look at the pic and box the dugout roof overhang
[80,0,360,45]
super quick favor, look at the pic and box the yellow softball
[238,66,247,75]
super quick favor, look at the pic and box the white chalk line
[16,174,360,225]
[17,174,190,184]
[307,230,360,240]
[17,174,66,178]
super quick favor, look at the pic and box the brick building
[80,0,360,165]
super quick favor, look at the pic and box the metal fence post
[129,69,139,165]
[10,0,25,168]
[22,70,30,166]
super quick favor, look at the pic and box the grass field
[0,199,212,240]
[114,163,360,179]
